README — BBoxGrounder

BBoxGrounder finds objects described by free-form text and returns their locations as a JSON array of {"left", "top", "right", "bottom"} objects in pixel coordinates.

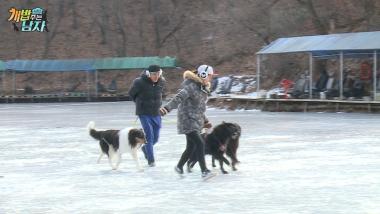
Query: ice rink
[{"left": 1, "top": 102, "right": 380, "bottom": 213}]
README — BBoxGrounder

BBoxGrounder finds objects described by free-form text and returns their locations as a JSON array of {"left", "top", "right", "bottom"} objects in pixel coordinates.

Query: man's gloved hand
[{"left": 159, "top": 107, "right": 169, "bottom": 116}]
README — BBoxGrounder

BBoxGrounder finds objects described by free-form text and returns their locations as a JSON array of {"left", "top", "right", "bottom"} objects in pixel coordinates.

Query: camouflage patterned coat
[{"left": 164, "top": 70, "right": 210, "bottom": 134}]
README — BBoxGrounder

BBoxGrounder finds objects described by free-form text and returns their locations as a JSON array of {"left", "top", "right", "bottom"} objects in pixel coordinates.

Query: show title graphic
[{"left": 8, "top": 7, "right": 49, "bottom": 32}]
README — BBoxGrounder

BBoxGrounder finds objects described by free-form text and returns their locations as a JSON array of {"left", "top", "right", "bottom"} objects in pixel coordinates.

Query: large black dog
[{"left": 187, "top": 122, "right": 241, "bottom": 174}]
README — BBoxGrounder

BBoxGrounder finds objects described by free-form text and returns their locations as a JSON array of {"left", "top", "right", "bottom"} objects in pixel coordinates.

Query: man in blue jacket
[{"left": 128, "top": 65, "right": 165, "bottom": 167}]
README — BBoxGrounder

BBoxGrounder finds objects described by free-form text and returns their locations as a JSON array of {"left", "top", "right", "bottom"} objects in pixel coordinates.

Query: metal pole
[
  {"left": 12, "top": 70, "right": 15, "bottom": 97},
  {"left": 309, "top": 53, "right": 313, "bottom": 99},
  {"left": 86, "top": 70, "right": 90, "bottom": 101},
  {"left": 11, "top": 70, "right": 16, "bottom": 103},
  {"left": 339, "top": 51, "right": 344, "bottom": 100},
  {"left": 95, "top": 70, "right": 98, "bottom": 98},
  {"left": 60, "top": 71, "right": 64, "bottom": 99},
  {"left": 374, "top": 51, "right": 378, "bottom": 100},
  {"left": 256, "top": 54, "right": 261, "bottom": 93},
  {"left": 2, "top": 71, "right": 5, "bottom": 95}
]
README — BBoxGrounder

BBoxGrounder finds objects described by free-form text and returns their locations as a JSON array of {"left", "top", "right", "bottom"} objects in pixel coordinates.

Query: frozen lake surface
[{"left": 1, "top": 102, "right": 380, "bottom": 213}]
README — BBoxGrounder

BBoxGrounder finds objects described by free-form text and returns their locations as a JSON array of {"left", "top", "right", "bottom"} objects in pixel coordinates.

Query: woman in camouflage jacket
[{"left": 160, "top": 65, "right": 215, "bottom": 179}]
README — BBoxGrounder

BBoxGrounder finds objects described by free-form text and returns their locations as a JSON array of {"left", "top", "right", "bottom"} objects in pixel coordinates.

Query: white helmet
[{"left": 197, "top": 65, "right": 214, "bottom": 79}]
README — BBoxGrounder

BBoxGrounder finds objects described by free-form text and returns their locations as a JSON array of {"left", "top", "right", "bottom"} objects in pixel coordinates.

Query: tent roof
[
  {"left": 257, "top": 31, "right": 380, "bottom": 56},
  {"left": 0, "top": 61, "right": 5, "bottom": 71},
  {"left": 94, "top": 56, "right": 176, "bottom": 70},
  {"left": 2, "top": 56, "right": 176, "bottom": 72},
  {"left": 6, "top": 59, "right": 94, "bottom": 72}
]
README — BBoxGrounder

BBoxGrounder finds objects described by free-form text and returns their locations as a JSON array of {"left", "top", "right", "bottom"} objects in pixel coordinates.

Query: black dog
[
  {"left": 187, "top": 122, "right": 241, "bottom": 174},
  {"left": 212, "top": 122, "right": 241, "bottom": 171}
]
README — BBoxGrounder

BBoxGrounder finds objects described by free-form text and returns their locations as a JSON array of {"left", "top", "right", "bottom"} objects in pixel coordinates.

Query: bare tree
[
  {"left": 138, "top": 9, "right": 146, "bottom": 55},
  {"left": 148, "top": 0, "right": 185, "bottom": 55},
  {"left": 296, "top": 0, "right": 376, "bottom": 33},
  {"left": 296, "top": 0, "right": 328, "bottom": 34},
  {"left": 148, "top": 0, "right": 162, "bottom": 54},
  {"left": 69, "top": 0, "right": 78, "bottom": 30},
  {"left": 43, "top": 1, "right": 64, "bottom": 58},
  {"left": 228, "top": 0, "right": 281, "bottom": 45},
  {"left": 347, "top": 0, "right": 376, "bottom": 31},
  {"left": 114, "top": 0, "right": 128, "bottom": 56},
  {"left": 95, "top": 0, "right": 109, "bottom": 45}
]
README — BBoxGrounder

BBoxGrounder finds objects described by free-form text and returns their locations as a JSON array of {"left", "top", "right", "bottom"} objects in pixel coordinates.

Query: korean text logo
[{"left": 8, "top": 7, "right": 49, "bottom": 32}]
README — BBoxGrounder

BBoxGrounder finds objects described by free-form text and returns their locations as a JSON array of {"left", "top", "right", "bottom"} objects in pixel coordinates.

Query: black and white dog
[
  {"left": 87, "top": 121, "right": 146, "bottom": 171},
  {"left": 187, "top": 122, "right": 241, "bottom": 174}
]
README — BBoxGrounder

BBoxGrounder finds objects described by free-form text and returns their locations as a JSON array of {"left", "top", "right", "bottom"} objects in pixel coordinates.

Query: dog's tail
[{"left": 87, "top": 121, "right": 101, "bottom": 140}]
